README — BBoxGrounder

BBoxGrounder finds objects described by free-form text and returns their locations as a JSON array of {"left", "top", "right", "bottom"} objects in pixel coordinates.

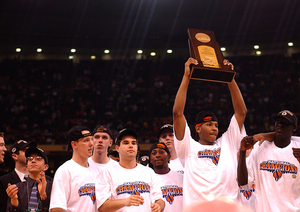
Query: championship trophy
[{"left": 188, "top": 28, "right": 235, "bottom": 83}]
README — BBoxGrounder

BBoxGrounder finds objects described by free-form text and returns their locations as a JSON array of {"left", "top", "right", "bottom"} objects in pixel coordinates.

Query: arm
[
  {"left": 224, "top": 59, "right": 247, "bottom": 130},
  {"left": 237, "top": 136, "right": 255, "bottom": 186},
  {"left": 98, "top": 195, "right": 144, "bottom": 212},
  {"left": 50, "top": 208, "right": 67, "bottom": 212},
  {"left": 151, "top": 199, "right": 165, "bottom": 212},
  {"left": 173, "top": 58, "right": 198, "bottom": 140}
]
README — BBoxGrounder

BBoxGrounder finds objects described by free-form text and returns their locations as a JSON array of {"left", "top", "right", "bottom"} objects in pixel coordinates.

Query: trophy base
[{"left": 190, "top": 66, "right": 235, "bottom": 83}]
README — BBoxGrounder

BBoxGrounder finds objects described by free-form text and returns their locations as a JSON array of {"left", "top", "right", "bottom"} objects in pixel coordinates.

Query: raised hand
[
  {"left": 240, "top": 136, "right": 256, "bottom": 151},
  {"left": 184, "top": 58, "right": 198, "bottom": 77},
  {"left": 36, "top": 171, "right": 47, "bottom": 200}
]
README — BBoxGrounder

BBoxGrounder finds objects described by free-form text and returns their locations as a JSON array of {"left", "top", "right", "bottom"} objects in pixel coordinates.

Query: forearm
[
  {"left": 173, "top": 75, "right": 189, "bottom": 140},
  {"left": 237, "top": 149, "right": 249, "bottom": 186},
  {"left": 227, "top": 79, "right": 247, "bottom": 129},
  {"left": 98, "top": 199, "right": 127, "bottom": 212}
]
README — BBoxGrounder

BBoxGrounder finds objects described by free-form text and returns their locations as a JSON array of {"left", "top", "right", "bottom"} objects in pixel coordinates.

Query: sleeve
[
  {"left": 0, "top": 177, "right": 8, "bottom": 212},
  {"left": 149, "top": 170, "right": 163, "bottom": 203},
  {"left": 220, "top": 115, "right": 246, "bottom": 153},
  {"left": 49, "top": 167, "right": 70, "bottom": 210},
  {"left": 174, "top": 122, "right": 193, "bottom": 165},
  {"left": 96, "top": 169, "right": 113, "bottom": 209}
]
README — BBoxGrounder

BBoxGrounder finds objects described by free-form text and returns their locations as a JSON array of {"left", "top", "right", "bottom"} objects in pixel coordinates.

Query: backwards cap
[
  {"left": 67, "top": 126, "right": 92, "bottom": 151},
  {"left": 93, "top": 125, "right": 113, "bottom": 139},
  {"left": 195, "top": 110, "right": 218, "bottom": 127}
]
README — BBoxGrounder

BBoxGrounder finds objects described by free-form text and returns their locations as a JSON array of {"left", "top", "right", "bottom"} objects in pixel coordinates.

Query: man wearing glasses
[{"left": 6, "top": 146, "right": 52, "bottom": 212}]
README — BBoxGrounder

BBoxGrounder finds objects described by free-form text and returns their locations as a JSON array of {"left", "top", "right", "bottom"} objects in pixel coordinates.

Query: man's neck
[
  {"left": 154, "top": 167, "right": 170, "bottom": 175},
  {"left": 15, "top": 163, "right": 28, "bottom": 175},
  {"left": 119, "top": 158, "right": 137, "bottom": 169},
  {"left": 72, "top": 154, "right": 89, "bottom": 167},
  {"left": 29, "top": 172, "right": 41, "bottom": 180},
  {"left": 169, "top": 148, "right": 178, "bottom": 160},
  {"left": 91, "top": 152, "right": 110, "bottom": 164},
  {"left": 274, "top": 136, "right": 291, "bottom": 148}
]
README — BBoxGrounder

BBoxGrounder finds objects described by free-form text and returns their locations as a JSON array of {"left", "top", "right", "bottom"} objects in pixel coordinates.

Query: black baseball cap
[
  {"left": 25, "top": 147, "right": 48, "bottom": 164},
  {"left": 273, "top": 110, "right": 298, "bottom": 128},
  {"left": 93, "top": 125, "right": 113, "bottom": 139},
  {"left": 195, "top": 110, "right": 218, "bottom": 126},
  {"left": 149, "top": 142, "right": 170, "bottom": 155},
  {"left": 67, "top": 126, "right": 92, "bottom": 151},
  {"left": 115, "top": 128, "right": 138, "bottom": 145},
  {"left": 10, "top": 140, "right": 37, "bottom": 154},
  {"left": 158, "top": 124, "right": 173, "bottom": 138}
]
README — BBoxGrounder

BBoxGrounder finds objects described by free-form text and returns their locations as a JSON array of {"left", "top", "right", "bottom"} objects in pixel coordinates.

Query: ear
[
  {"left": 71, "top": 141, "right": 77, "bottom": 150},
  {"left": 195, "top": 125, "right": 201, "bottom": 134},
  {"left": 11, "top": 153, "right": 18, "bottom": 161},
  {"left": 168, "top": 153, "right": 171, "bottom": 162},
  {"left": 115, "top": 145, "right": 120, "bottom": 153},
  {"left": 109, "top": 139, "right": 113, "bottom": 147},
  {"left": 43, "top": 164, "right": 49, "bottom": 172}
]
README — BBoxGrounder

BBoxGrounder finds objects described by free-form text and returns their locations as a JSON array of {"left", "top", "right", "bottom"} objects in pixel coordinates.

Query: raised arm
[
  {"left": 223, "top": 60, "right": 247, "bottom": 130},
  {"left": 173, "top": 58, "right": 198, "bottom": 140}
]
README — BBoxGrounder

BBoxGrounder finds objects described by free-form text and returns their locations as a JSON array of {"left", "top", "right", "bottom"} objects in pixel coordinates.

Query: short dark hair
[{"left": 0, "top": 132, "right": 4, "bottom": 138}]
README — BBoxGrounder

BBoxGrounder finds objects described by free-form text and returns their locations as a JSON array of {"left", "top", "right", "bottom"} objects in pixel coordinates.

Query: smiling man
[
  {"left": 50, "top": 126, "right": 97, "bottom": 212},
  {"left": 0, "top": 132, "right": 6, "bottom": 164},
  {"left": 238, "top": 110, "right": 300, "bottom": 212},
  {"left": 149, "top": 142, "right": 183, "bottom": 212},
  {"left": 97, "top": 128, "right": 165, "bottom": 212}
]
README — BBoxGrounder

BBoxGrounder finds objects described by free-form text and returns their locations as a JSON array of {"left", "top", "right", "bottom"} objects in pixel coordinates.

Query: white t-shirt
[
  {"left": 88, "top": 157, "right": 118, "bottom": 175},
  {"left": 174, "top": 115, "right": 245, "bottom": 208},
  {"left": 169, "top": 158, "right": 184, "bottom": 174},
  {"left": 96, "top": 163, "right": 162, "bottom": 212},
  {"left": 50, "top": 159, "right": 97, "bottom": 212},
  {"left": 247, "top": 138, "right": 300, "bottom": 212},
  {"left": 156, "top": 170, "right": 183, "bottom": 212}
]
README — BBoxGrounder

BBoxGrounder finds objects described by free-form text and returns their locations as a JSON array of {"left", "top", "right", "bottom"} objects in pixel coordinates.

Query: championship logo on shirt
[
  {"left": 260, "top": 160, "right": 297, "bottom": 181},
  {"left": 116, "top": 181, "right": 150, "bottom": 196},
  {"left": 161, "top": 185, "right": 183, "bottom": 205},
  {"left": 197, "top": 148, "right": 221, "bottom": 165},
  {"left": 239, "top": 182, "right": 255, "bottom": 200},
  {"left": 78, "top": 183, "right": 96, "bottom": 203}
]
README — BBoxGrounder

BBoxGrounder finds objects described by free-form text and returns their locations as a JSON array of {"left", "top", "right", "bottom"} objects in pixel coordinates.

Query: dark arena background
[{"left": 0, "top": 0, "right": 299, "bottom": 177}]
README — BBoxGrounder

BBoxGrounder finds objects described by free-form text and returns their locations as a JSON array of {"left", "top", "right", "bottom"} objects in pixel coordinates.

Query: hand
[
  {"left": 292, "top": 148, "right": 300, "bottom": 163},
  {"left": 37, "top": 171, "right": 47, "bottom": 200},
  {"left": 240, "top": 136, "right": 256, "bottom": 152},
  {"left": 6, "top": 183, "right": 19, "bottom": 207},
  {"left": 151, "top": 202, "right": 162, "bottom": 212},
  {"left": 253, "top": 133, "right": 266, "bottom": 146},
  {"left": 184, "top": 58, "right": 198, "bottom": 77},
  {"left": 223, "top": 59, "right": 234, "bottom": 70},
  {"left": 125, "top": 195, "right": 144, "bottom": 207}
]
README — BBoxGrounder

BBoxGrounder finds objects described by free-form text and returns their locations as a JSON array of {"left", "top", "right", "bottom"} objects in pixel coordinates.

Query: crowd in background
[{"left": 0, "top": 53, "right": 299, "bottom": 145}]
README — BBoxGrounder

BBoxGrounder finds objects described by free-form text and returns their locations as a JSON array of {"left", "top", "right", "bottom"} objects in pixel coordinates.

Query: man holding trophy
[{"left": 172, "top": 29, "right": 247, "bottom": 209}]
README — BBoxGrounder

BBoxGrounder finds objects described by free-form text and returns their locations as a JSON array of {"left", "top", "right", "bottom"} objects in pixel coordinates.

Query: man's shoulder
[{"left": 0, "top": 170, "right": 20, "bottom": 185}]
